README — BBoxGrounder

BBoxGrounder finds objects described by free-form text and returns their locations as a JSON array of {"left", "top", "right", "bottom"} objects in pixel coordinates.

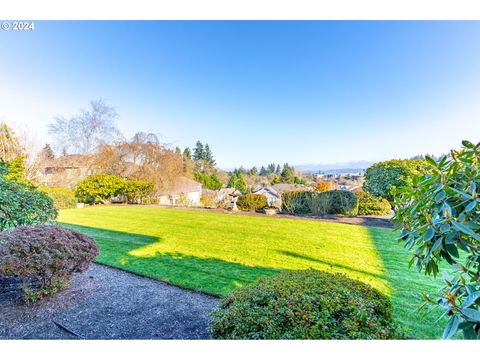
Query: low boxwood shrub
[
  {"left": 41, "top": 187, "right": 78, "bottom": 209},
  {"left": 237, "top": 194, "right": 268, "bottom": 211},
  {"left": 355, "top": 189, "right": 391, "bottom": 216},
  {"left": 0, "top": 224, "right": 98, "bottom": 302},
  {"left": 0, "top": 178, "right": 57, "bottom": 231},
  {"left": 211, "top": 270, "right": 400, "bottom": 339}
]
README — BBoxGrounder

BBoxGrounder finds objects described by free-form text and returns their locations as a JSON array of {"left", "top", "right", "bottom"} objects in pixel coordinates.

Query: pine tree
[
  {"left": 204, "top": 143, "right": 216, "bottom": 166},
  {"left": 249, "top": 166, "right": 258, "bottom": 176},
  {"left": 267, "top": 163, "right": 276, "bottom": 174},
  {"left": 237, "top": 173, "right": 248, "bottom": 193},
  {"left": 275, "top": 164, "right": 281, "bottom": 174},
  {"left": 259, "top": 166, "right": 268, "bottom": 176},
  {"left": 175, "top": 147, "right": 182, "bottom": 156},
  {"left": 227, "top": 173, "right": 239, "bottom": 188},
  {"left": 193, "top": 141, "right": 204, "bottom": 161},
  {"left": 183, "top": 147, "right": 191, "bottom": 160}
]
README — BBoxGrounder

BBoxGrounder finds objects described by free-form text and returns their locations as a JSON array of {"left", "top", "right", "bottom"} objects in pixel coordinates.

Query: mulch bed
[{"left": 0, "top": 264, "right": 219, "bottom": 339}]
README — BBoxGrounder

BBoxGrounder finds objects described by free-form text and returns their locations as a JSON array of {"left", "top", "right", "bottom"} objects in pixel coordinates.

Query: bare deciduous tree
[
  {"left": 95, "top": 132, "right": 185, "bottom": 193},
  {"left": 48, "top": 99, "right": 122, "bottom": 154}
]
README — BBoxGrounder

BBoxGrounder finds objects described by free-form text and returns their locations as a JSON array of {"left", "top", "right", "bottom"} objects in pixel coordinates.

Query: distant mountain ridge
[{"left": 295, "top": 161, "right": 374, "bottom": 174}]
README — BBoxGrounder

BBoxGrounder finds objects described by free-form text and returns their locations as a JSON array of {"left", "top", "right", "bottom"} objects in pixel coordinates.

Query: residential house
[
  {"left": 252, "top": 186, "right": 281, "bottom": 208},
  {"left": 38, "top": 154, "right": 96, "bottom": 189},
  {"left": 159, "top": 176, "right": 202, "bottom": 207}
]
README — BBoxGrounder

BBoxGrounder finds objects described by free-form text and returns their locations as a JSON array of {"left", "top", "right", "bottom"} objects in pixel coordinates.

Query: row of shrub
[
  {"left": 281, "top": 190, "right": 358, "bottom": 215},
  {"left": 281, "top": 189, "right": 391, "bottom": 216},
  {"left": 74, "top": 174, "right": 155, "bottom": 205}
]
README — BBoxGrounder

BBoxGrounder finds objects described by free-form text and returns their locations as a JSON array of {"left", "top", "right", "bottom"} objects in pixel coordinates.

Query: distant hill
[{"left": 295, "top": 161, "right": 374, "bottom": 174}]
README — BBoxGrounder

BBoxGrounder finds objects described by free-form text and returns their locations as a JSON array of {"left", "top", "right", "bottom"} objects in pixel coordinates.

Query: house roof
[
  {"left": 271, "top": 183, "right": 307, "bottom": 193},
  {"left": 252, "top": 186, "right": 280, "bottom": 198},
  {"left": 168, "top": 176, "right": 202, "bottom": 195},
  {"left": 44, "top": 154, "right": 95, "bottom": 169}
]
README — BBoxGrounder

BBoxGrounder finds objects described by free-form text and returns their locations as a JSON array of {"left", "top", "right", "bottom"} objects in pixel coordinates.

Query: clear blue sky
[{"left": 1, "top": 21, "right": 479, "bottom": 168}]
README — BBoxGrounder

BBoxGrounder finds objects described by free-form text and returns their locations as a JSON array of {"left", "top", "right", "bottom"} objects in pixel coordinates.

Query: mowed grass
[{"left": 59, "top": 206, "right": 446, "bottom": 339}]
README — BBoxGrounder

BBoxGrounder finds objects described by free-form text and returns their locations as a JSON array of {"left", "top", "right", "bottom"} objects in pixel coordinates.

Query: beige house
[
  {"left": 38, "top": 155, "right": 96, "bottom": 189},
  {"left": 159, "top": 176, "right": 202, "bottom": 207}
]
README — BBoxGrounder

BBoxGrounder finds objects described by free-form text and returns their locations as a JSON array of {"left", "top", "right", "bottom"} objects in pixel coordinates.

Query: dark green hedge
[
  {"left": 211, "top": 270, "right": 400, "bottom": 339},
  {"left": 281, "top": 190, "right": 358, "bottom": 216}
]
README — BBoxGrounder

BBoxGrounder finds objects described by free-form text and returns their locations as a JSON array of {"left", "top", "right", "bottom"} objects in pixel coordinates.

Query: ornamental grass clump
[
  {"left": 211, "top": 270, "right": 400, "bottom": 339},
  {"left": 0, "top": 224, "right": 98, "bottom": 302}
]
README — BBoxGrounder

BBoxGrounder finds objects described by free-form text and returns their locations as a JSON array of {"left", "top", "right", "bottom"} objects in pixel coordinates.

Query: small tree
[
  {"left": 393, "top": 140, "right": 480, "bottom": 339},
  {"left": 364, "top": 159, "right": 429, "bottom": 204},
  {"left": 315, "top": 180, "right": 335, "bottom": 192}
]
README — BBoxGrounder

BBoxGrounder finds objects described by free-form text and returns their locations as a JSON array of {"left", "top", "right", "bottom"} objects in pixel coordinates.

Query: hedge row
[
  {"left": 281, "top": 190, "right": 357, "bottom": 216},
  {"left": 74, "top": 174, "right": 155, "bottom": 204}
]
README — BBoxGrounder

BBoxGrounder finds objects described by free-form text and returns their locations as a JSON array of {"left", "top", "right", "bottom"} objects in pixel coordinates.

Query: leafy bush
[
  {"left": 194, "top": 172, "right": 222, "bottom": 190},
  {"left": 321, "top": 190, "right": 358, "bottom": 215},
  {"left": 314, "top": 180, "right": 336, "bottom": 192},
  {"left": 211, "top": 270, "right": 399, "bottom": 339},
  {"left": 75, "top": 174, "right": 124, "bottom": 204},
  {"left": 121, "top": 180, "right": 155, "bottom": 204},
  {"left": 41, "top": 187, "right": 78, "bottom": 209},
  {"left": 237, "top": 194, "right": 268, "bottom": 211},
  {"left": 0, "top": 224, "right": 98, "bottom": 301},
  {"left": 355, "top": 189, "right": 391, "bottom": 216},
  {"left": 364, "top": 159, "right": 429, "bottom": 203},
  {"left": 281, "top": 191, "right": 312, "bottom": 214},
  {"left": 393, "top": 140, "right": 480, "bottom": 339},
  {"left": 281, "top": 190, "right": 357, "bottom": 216},
  {"left": 0, "top": 178, "right": 57, "bottom": 231}
]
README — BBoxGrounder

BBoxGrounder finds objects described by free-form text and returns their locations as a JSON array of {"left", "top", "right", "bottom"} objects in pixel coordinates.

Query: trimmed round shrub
[
  {"left": 0, "top": 224, "right": 98, "bottom": 300},
  {"left": 75, "top": 174, "right": 124, "bottom": 204},
  {"left": 355, "top": 189, "right": 391, "bottom": 216},
  {"left": 0, "top": 178, "right": 57, "bottom": 231},
  {"left": 211, "top": 270, "right": 399, "bottom": 339},
  {"left": 237, "top": 194, "right": 268, "bottom": 211},
  {"left": 41, "top": 187, "right": 78, "bottom": 209}
]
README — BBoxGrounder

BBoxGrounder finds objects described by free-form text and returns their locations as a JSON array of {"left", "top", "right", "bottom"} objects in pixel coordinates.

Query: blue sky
[{"left": 0, "top": 21, "right": 479, "bottom": 168}]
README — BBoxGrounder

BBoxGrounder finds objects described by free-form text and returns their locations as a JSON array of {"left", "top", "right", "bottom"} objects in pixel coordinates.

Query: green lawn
[{"left": 59, "top": 205, "right": 446, "bottom": 339}]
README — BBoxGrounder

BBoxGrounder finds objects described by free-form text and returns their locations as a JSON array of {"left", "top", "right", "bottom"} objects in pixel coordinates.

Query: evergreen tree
[
  {"left": 204, "top": 143, "right": 216, "bottom": 166},
  {"left": 275, "top": 164, "right": 281, "bottom": 174},
  {"left": 227, "top": 173, "right": 239, "bottom": 188},
  {"left": 281, "top": 163, "right": 295, "bottom": 183},
  {"left": 267, "top": 163, "right": 276, "bottom": 174},
  {"left": 193, "top": 141, "right": 204, "bottom": 161},
  {"left": 174, "top": 147, "right": 182, "bottom": 157},
  {"left": 237, "top": 173, "right": 248, "bottom": 193},
  {"left": 259, "top": 166, "right": 268, "bottom": 176},
  {"left": 249, "top": 166, "right": 258, "bottom": 176},
  {"left": 183, "top": 147, "right": 191, "bottom": 160}
]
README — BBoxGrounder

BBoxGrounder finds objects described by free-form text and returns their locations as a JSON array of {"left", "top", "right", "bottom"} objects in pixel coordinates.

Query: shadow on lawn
[
  {"left": 276, "top": 249, "right": 387, "bottom": 280},
  {"left": 60, "top": 222, "right": 279, "bottom": 297}
]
